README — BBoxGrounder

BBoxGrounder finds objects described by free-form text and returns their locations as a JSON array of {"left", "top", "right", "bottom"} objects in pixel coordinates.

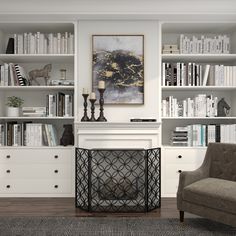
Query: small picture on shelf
[{"left": 92, "top": 35, "right": 144, "bottom": 104}]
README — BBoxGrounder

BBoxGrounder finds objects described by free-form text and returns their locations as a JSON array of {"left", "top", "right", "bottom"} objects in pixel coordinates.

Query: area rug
[{"left": 0, "top": 217, "right": 235, "bottom": 236}]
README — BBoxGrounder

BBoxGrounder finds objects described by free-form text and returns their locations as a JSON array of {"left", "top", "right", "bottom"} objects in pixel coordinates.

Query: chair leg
[{"left": 180, "top": 211, "right": 184, "bottom": 222}]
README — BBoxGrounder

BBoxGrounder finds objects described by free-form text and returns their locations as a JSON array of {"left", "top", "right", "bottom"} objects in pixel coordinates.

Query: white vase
[{"left": 6, "top": 107, "right": 20, "bottom": 117}]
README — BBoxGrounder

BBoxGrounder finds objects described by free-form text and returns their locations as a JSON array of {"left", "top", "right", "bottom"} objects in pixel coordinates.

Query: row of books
[
  {"left": 0, "top": 122, "right": 58, "bottom": 146},
  {"left": 171, "top": 124, "right": 236, "bottom": 146},
  {"left": 179, "top": 34, "right": 230, "bottom": 54},
  {"left": 11, "top": 32, "right": 74, "bottom": 54},
  {"left": 0, "top": 63, "right": 28, "bottom": 86},
  {"left": 46, "top": 93, "right": 74, "bottom": 117},
  {"left": 162, "top": 94, "right": 218, "bottom": 117},
  {"left": 162, "top": 63, "right": 236, "bottom": 87}
]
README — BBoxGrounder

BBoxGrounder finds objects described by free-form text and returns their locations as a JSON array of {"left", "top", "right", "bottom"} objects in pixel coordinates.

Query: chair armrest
[{"left": 177, "top": 167, "right": 208, "bottom": 210}]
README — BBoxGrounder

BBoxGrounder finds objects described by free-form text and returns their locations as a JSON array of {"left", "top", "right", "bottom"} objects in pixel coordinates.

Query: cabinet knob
[
  {"left": 54, "top": 170, "right": 59, "bottom": 173},
  {"left": 54, "top": 185, "right": 58, "bottom": 188},
  {"left": 6, "top": 155, "right": 10, "bottom": 159},
  {"left": 6, "top": 170, "right": 11, "bottom": 173},
  {"left": 178, "top": 155, "right": 182, "bottom": 159},
  {"left": 178, "top": 170, "right": 182, "bottom": 173},
  {"left": 54, "top": 155, "right": 58, "bottom": 159},
  {"left": 6, "top": 185, "right": 10, "bottom": 188}
]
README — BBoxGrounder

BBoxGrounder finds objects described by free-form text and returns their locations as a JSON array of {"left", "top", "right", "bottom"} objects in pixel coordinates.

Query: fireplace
[{"left": 75, "top": 148, "right": 160, "bottom": 212}]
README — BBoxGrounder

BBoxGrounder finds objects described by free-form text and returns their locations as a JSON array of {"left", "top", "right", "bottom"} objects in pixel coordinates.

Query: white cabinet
[
  {"left": 162, "top": 147, "right": 206, "bottom": 196},
  {"left": 0, "top": 148, "right": 74, "bottom": 196}
]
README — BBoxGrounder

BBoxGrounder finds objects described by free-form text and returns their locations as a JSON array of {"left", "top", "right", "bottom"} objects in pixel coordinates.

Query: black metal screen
[{"left": 76, "top": 148, "right": 160, "bottom": 212}]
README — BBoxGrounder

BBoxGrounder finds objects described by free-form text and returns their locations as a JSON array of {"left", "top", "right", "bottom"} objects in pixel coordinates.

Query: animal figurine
[
  {"left": 217, "top": 98, "right": 230, "bottom": 117},
  {"left": 28, "top": 64, "right": 52, "bottom": 85}
]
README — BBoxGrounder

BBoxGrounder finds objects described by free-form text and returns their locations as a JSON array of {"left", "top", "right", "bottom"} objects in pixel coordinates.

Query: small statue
[
  {"left": 217, "top": 98, "right": 230, "bottom": 117},
  {"left": 60, "top": 124, "right": 74, "bottom": 146},
  {"left": 28, "top": 64, "right": 52, "bottom": 85}
]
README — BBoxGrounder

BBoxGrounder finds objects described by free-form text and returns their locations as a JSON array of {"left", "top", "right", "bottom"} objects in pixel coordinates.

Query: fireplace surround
[{"left": 75, "top": 148, "right": 160, "bottom": 212}]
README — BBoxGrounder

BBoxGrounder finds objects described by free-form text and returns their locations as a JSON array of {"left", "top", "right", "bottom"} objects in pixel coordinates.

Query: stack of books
[
  {"left": 179, "top": 34, "right": 230, "bottom": 54},
  {"left": 22, "top": 107, "right": 47, "bottom": 117},
  {"left": 171, "top": 127, "right": 188, "bottom": 146}
]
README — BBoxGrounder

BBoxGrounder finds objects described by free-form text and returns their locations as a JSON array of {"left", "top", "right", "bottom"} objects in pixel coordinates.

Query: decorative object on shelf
[
  {"left": 217, "top": 98, "right": 231, "bottom": 117},
  {"left": 28, "top": 64, "right": 52, "bottom": 86},
  {"left": 97, "top": 81, "right": 107, "bottom": 122},
  {"left": 92, "top": 35, "right": 144, "bottom": 104},
  {"left": 50, "top": 79, "right": 74, "bottom": 86},
  {"left": 60, "top": 124, "right": 74, "bottom": 146},
  {"left": 6, "top": 38, "right": 14, "bottom": 54},
  {"left": 6, "top": 96, "right": 24, "bottom": 117},
  {"left": 89, "top": 92, "right": 96, "bottom": 121},
  {"left": 162, "top": 44, "right": 179, "bottom": 54},
  {"left": 81, "top": 88, "right": 89, "bottom": 122},
  {"left": 130, "top": 118, "right": 157, "bottom": 122},
  {"left": 60, "top": 69, "right": 67, "bottom": 80}
]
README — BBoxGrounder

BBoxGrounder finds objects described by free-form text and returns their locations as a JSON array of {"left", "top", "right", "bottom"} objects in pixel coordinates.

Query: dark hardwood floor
[{"left": 0, "top": 198, "right": 195, "bottom": 218}]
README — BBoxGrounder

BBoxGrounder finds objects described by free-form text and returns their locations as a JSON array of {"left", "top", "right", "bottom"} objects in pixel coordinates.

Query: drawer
[
  {"left": 165, "top": 163, "right": 201, "bottom": 179},
  {"left": 163, "top": 148, "right": 205, "bottom": 165},
  {"left": 0, "top": 164, "right": 72, "bottom": 179},
  {"left": 0, "top": 148, "right": 72, "bottom": 164},
  {"left": 0, "top": 179, "right": 72, "bottom": 194}
]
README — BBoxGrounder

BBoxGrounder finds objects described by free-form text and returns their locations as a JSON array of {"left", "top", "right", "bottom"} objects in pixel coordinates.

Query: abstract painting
[{"left": 92, "top": 35, "right": 144, "bottom": 104}]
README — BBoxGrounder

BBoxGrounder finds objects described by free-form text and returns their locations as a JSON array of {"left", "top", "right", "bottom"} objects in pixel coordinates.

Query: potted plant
[{"left": 6, "top": 96, "right": 24, "bottom": 117}]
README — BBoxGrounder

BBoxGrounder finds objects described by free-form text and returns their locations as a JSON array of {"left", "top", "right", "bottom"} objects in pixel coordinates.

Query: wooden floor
[{"left": 0, "top": 198, "right": 195, "bottom": 218}]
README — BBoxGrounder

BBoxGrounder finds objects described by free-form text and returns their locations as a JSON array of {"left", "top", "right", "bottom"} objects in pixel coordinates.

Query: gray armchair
[{"left": 177, "top": 143, "right": 236, "bottom": 227}]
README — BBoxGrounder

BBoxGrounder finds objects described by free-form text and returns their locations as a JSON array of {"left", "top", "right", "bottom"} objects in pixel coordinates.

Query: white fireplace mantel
[{"left": 76, "top": 122, "right": 161, "bottom": 149}]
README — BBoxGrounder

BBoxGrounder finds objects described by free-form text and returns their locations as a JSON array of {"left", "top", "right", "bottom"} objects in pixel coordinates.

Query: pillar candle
[
  {"left": 90, "top": 92, "right": 96, "bottom": 100},
  {"left": 83, "top": 88, "right": 88, "bottom": 94},
  {"left": 98, "top": 81, "right": 105, "bottom": 89}
]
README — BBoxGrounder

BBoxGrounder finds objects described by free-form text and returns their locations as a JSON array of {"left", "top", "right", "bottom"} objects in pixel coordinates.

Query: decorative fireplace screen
[{"left": 75, "top": 148, "right": 160, "bottom": 212}]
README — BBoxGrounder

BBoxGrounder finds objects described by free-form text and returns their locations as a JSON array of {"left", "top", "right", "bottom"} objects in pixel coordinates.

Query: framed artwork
[{"left": 92, "top": 35, "right": 144, "bottom": 104}]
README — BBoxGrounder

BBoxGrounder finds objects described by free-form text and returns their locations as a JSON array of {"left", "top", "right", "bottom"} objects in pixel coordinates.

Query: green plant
[{"left": 6, "top": 96, "right": 24, "bottom": 107}]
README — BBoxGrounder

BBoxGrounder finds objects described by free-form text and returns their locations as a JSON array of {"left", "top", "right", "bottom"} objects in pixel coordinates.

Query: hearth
[{"left": 76, "top": 148, "right": 160, "bottom": 212}]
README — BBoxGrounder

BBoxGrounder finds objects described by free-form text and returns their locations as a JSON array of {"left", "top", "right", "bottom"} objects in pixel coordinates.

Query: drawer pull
[
  {"left": 6, "top": 155, "right": 10, "bottom": 159},
  {"left": 178, "top": 170, "right": 182, "bottom": 173},
  {"left": 54, "top": 155, "right": 58, "bottom": 159},
  {"left": 54, "top": 170, "right": 59, "bottom": 173},
  {"left": 6, "top": 170, "right": 11, "bottom": 173},
  {"left": 6, "top": 185, "right": 10, "bottom": 188},
  {"left": 54, "top": 185, "right": 58, "bottom": 188},
  {"left": 178, "top": 155, "right": 182, "bottom": 159}
]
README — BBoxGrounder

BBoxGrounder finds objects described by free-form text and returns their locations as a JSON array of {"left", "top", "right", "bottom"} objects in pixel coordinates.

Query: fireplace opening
[{"left": 76, "top": 148, "right": 160, "bottom": 212}]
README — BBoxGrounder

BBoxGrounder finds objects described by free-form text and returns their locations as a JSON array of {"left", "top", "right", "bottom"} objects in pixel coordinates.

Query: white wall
[{"left": 77, "top": 20, "right": 160, "bottom": 122}]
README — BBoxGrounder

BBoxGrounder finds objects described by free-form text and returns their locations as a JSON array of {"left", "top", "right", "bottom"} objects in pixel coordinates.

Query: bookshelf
[{"left": 0, "top": 22, "right": 75, "bottom": 197}]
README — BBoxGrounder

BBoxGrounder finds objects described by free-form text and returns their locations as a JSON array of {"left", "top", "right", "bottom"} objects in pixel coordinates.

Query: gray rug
[{"left": 0, "top": 217, "right": 235, "bottom": 236}]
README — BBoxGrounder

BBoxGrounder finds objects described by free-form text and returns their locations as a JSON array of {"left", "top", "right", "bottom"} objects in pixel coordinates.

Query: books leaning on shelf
[
  {"left": 179, "top": 34, "right": 230, "bottom": 54},
  {"left": 162, "top": 94, "right": 218, "bottom": 117},
  {"left": 162, "top": 63, "right": 236, "bottom": 87},
  {"left": 46, "top": 93, "right": 74, "bottom": 117},
  {"left": 12, "top": 32, "right": 74, "bottom": 54},
  {"left": 171, "top": 124, "right": 236, "bottom": 147},
  {"left": 0, "top": 63, "right": 28, "bottom": 86},
  {"left": 0, "top": 122, "right": 59, "bottom": 147}
]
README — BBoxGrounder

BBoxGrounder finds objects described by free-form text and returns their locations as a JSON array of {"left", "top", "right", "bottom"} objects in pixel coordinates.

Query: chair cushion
[{"left": 182, "top": 178, "right": 236, "bottom": 215}]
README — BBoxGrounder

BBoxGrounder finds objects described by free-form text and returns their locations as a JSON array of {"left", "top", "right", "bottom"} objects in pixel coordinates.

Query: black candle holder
[
  {"left": 81, "top": 94, "right": 89, "bottom": 122},
  {"left": 97, "top": 88, "right": 107, "bottom": 122},
  {"left": 89, "top": 98, "right": 96, "bottom": 121}
]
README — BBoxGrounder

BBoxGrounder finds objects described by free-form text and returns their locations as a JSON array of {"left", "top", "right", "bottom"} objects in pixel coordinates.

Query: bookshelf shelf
[
  {"left": 162, "top": 54, "right": 236, "bottom": 62},
  {"left": 0, "top": 146, "right": 73, "bottom": 149},
  {"left": 162, "top": 86, "right": 236, "bottom": 91},
  {"left": 0, "top": 54, "right": 74, "bottom": 63},
  {"left": 162, "top": 117, "right": 236, "bottom": 120},
  {"left": 0, "top": 86, "right": 74, "bottom": 91},
  {"left": 0, "top": 117, "right": 74, "bottom": 120}
]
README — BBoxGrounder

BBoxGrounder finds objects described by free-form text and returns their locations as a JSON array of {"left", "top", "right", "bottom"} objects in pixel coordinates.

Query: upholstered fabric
[
  {"left": 183, "top": 178, "right": 236, "bottom": 215},
  {"left": 209, "top": 143, "right": 236, "bottom": 181}
]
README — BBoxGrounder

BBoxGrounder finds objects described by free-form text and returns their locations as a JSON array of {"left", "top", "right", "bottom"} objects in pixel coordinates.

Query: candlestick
[
  {"left": 89, "top": 98, "right": 96, "bottom": 122},
  {"left": 81, "top": 94, "right": 89, "bottom": 121},
  {"left": 98, "top": 81, "right": 105, "bottom": 89},
  {"left": 90, "top": 92, "right": 96, "bottom": 100},
  {"left": 97, "top": 88, "right": 107, "bottom": 122}
]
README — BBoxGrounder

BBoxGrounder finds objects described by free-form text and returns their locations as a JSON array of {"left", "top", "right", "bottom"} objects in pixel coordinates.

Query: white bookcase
[
  {"left": 161, "top": 22, "right": 236, "bottom": 196},
  {"left": 0, "top": 22, "right": 76, "bottom": 197}
]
